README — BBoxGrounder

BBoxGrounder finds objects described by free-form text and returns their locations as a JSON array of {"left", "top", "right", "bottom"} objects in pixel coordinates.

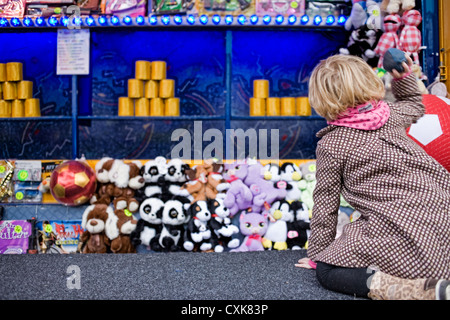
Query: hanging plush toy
[
  {"left": 366, "top": 0, "right": 384, "bottom": 31},
  {"left": 374, "top": 14, "right": 402, "bottom": 68},
  {"left": 399, "top": 9, "right": 422, "bottom": 66},
  {"left": 340, "top": 24, "right": 382, "bottom": 68},
  {"left": 345, "top": 0, "right": 368, "bottom": 31},
  {"left": 380, "top": 0, "right": 415, "bottom": 14}
]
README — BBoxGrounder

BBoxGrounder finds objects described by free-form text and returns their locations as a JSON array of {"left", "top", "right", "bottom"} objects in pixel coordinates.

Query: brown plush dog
[
  {"left": 91, "top": 158, "right": 144, "bottom": 213},
  {"left": 181, "top": 164, "right": 209, "bottom": 203},
  {"left": 109, "top": 209, "right": 138, "bottom": 253},
  {"left": 205, "top": 160, "right": 230, "bottom": 200},
  {"left": 79, "top": 204, "right": 117, "bottom": 253}
]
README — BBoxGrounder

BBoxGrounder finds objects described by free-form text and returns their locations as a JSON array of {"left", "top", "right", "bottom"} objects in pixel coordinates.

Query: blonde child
[{"left": 295, "top": 54, "right": 450, "bottom": 300}]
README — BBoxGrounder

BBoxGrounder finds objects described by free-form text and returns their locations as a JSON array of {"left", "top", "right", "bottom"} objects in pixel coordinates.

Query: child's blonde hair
[{"left": 308, "top": 54, "right": 385, "bottom": 122}]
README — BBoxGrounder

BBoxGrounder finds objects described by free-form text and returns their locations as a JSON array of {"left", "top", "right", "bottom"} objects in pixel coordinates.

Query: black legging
[{"left": 316, "top": 262, "right": 375, "bottom": 298}]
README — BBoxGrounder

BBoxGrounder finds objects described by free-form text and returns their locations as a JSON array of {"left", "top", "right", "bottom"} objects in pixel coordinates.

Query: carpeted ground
[{"left": 0, "top": 249, "right": 364, "bottom": 300}]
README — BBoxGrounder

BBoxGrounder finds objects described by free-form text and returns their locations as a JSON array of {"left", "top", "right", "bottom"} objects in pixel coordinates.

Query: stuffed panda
[
  {"left": 130, "top": 196, "right": 165, "bottom": 251},
  {"left": 208, "top": 196, "right": 240, "bottom": 252},
  {"left": 164, "top": 158, "right": 190, "bottom": 197},
  {"left": 158, "top": 196, "right": 191, "bottom": 252},
  {"left": 183, "top": 200, "right": 213, "bottom": 252},
  {"left": 140, "top": 156, "right": 168, "bottom": 199}
]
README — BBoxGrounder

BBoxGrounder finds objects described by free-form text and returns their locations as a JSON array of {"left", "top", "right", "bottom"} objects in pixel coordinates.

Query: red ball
[
  {"left": 407, "top": 94, "right": 450, "bottom": 172},
  {"left": 50, "top": 160, "right": 97, "bottom": 206}
]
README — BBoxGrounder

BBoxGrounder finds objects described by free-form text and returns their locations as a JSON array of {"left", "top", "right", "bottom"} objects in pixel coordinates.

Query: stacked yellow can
[
  {"left": 0, "top": 62, "right": 40, "bottom": 118},
  {"left": 118, "top": 60, "right": 181, "bottom": 117},
  {"left": 249, "top": 79, "right": 312, "bottom": 117}
]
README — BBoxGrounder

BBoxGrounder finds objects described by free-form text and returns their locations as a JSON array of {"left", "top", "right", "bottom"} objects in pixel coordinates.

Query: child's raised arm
[{"left": 389, "top": 55, "right": 425, "bottom": 127}]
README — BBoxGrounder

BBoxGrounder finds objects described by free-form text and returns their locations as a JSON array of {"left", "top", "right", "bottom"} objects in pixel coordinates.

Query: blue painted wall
[{"left": 1, "top": 27, "right": 349, "bottom": 160}]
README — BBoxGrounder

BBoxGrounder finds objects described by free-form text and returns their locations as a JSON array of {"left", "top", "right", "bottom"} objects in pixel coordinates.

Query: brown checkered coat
[{"left": 307, "top": 74, "right": 450, "bottom": 280}]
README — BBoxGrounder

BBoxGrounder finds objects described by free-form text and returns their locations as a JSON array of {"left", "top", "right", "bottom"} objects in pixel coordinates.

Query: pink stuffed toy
[
  {"left": 222, "top": 161, "right": 254, "bottom": 217},
  {"left": 374, "top": 14, "right": 402, "bottom": 69},
  {"left": 399, "top": 9, "right": 422, "bottom": 66},
  {"left": 243, "top": 161, "right": 287, "bottom": 213},
  {"left": 230, "top": 211, "right": 269, "bottom": 252}
]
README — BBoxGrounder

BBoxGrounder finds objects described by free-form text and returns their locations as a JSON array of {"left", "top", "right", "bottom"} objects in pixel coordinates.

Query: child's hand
[
  {"left": 295, "top": 257, "right": 315, "bottom": 269},
  {"left": 391, "top": 54, "right": 414, "bottom": 80}
]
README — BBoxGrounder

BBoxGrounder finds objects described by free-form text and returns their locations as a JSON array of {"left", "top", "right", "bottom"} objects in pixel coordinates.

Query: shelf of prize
[
  {"left": 0, "top": 14, "right": 348, "bottom": 29},
  {"left": 0, "top": 115, "right": 324, "bottom": 121},
  {"left": 0, "top": 116, "right": 72, "bottom": 121}
]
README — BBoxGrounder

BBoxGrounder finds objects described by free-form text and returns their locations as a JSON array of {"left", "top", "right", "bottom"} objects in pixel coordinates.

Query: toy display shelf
[
  {"left": 0, "top": 158, "right": 315, "bottom": 219},
  {"left": 0, "top": 13, "right": 348, "bottom": 29},
  {"left": 0, "top": 116, "right": 72, "bottom": 121}
]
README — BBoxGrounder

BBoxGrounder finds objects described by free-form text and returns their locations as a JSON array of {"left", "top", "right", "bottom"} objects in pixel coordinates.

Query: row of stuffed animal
[
  {"left": 78, "top": 157, "right": 317, "bottom": 254},
  {"left": 341, "top": 0, "right": 422, "bottom": 71}
]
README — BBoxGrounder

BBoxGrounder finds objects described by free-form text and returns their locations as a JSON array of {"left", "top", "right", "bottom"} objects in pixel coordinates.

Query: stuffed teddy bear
[
  {"left": 262, "top": 199, "right": 294, "bottom": 251},
  {"left": 298, "top": 161, "right": 317, "bottom": 211},
  {"left": 243, "top": 161, "right": 287, "bottom": 212},
  {"left": 374, "top": 13, "right": 402, "bottom": 69},
  {"left": 380, "top": 0, "right": 415, "bottom": 14},
  {"left": 130, "top": 196, "right": 164, "bottom": 251},
  {"left": 108, "top": 208, "right": 138, "bottom": 253},
  {"left": 79, "top": 204, "right": 118, "bottom": 253},
  {"left": 157, "top": 196, "right": 191, "bottom": 252},
  {"left": 230, "top": 210, "right": 269, "bottom": 252},
  {"left": 183, "top": 200, "right": 214, "bottom": 252},
  {"left": 345, "top": 0, "right": 368, "bottom": 31},
  {"left": 399, "top": 9, "right": 422, "bottom": 66},
  {"left": 222, "top": 161, "right": 254, "bottom": 216},
  {"left": 208, "top": 196, "right": 240, "bottom": 252}
]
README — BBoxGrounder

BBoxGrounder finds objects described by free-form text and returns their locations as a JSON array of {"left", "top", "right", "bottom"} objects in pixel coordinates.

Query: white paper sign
[{"left": 57, "top": 29, "right": 90, "bottom": 75}]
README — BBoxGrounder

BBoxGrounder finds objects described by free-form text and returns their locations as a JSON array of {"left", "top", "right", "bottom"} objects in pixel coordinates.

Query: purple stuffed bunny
[
  {"left": 230, "top": 211, "right": 269, "bottom": 252},
  {"left": 222, "top": 161, "right": 253, "bottom": 217},
  {"left": 243, "top": 162, "right": 287, "bottom": 212}
]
